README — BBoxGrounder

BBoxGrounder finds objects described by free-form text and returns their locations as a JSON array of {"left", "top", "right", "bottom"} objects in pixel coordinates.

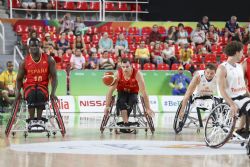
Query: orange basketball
[{"left": 102, "top": 71, "right": 116, "bottom": 86}]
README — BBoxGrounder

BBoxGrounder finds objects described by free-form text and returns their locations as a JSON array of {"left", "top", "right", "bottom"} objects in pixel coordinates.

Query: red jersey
[
  {"left": 246, "top": 57, "right": 250, "bottom": 91},
  {"left": 117, "top": 68, "right": 139, "bottom": 93},
  {"left": 23, "top": 53, "right": 49, "bottom": 89}
]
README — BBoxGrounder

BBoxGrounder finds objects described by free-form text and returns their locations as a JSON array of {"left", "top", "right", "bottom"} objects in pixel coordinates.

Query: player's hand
[
  {"left": 146, "top": 108, "right": 155, "bottom": 118},
  {"left": 104, "top": 107, "right": 110, "bottom": 116},
  {"left": 230, "top": 103, "right": 238, "bottom": 117},
  {"left": 50, "top": 94, "right": 59, "bottom": 102},
  {"left": 178, "top": 107, "right": 185, "bottom": 120}
]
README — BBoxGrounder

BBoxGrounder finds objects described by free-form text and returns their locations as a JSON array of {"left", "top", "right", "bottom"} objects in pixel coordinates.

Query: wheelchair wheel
[
  {"left": 204, "top": 103, "right": 236, "bottom": 148},
  {"left": 246, "top": 139, "right": 250, "bottom": 157},
  {"left": 5, "top": 97, "right": 21, "bottom": 137},
  {"left": 140, "top": 96, "right": 155, "bottom": 134},
  {"left": 100, "top": 95, "right": 116, "bottom": 133},
  {"left": 173, "top": 96, "right": 192, "bottom": 134},
  {"left": 51, "top": 98, "right": 66, "bottom": 137}
]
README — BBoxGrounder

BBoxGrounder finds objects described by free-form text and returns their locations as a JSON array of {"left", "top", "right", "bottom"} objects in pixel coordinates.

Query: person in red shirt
[
  {"left": 15, "top": 38, "right": 58, "bottom": 131},
  {"left": 104, "top": 58, "right": 154, "bottom": 133}
]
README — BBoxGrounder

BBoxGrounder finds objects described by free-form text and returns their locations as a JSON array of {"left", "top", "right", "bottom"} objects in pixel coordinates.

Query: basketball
[{"left": 102, "top": 71, "right": 116, "bottom": 86}]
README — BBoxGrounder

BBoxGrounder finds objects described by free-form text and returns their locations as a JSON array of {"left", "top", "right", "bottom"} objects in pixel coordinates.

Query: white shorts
[
  {"left": 36, "top": 0, "right": 48, "bottom": 3},
  {"left": 233, "top": 96, "right": 250, "bottom": 115},
  {"left": 193, "top": 99, "right": 214, "bottom": 110}
]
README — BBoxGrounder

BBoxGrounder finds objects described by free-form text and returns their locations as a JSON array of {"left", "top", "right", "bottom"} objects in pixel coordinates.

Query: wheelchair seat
[{"left": 100, "top": 95, "right": 155, "bottom": 134}]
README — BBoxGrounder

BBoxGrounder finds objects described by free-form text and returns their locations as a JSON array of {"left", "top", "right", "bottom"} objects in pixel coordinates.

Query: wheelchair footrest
[{"left": 26, "top": 117, "right": 48, "bottom": 123}]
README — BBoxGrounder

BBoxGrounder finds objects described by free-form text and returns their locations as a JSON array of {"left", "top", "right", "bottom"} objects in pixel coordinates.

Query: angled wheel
[
  {"left": 173, "top": 96, "right": 192, "bottom": 134},
  {"left": 5, "top": 97, "right": 21, "bottom": 137},
  {"left": 204, "top": 103, "right": 236, "bottom": 148},
  {"left": 100, "top": 95, "right": 116, "bottom": 133},
  {"left": 51, "top": 98, "right": 66, "bottom": 137},
  {"left": 140, "top": 96, "right": 155, "bottom": 134}
]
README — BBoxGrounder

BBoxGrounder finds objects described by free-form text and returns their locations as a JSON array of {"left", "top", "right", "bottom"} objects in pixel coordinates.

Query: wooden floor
[{"left": 0, "top": 111, "right": 250, "bottom": 167}]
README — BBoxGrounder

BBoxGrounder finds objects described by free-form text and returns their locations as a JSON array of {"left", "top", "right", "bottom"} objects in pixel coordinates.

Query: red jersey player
[
  {"left": 15, "top": 38, "right": 58, "bottom": 131},
  {"left": 104, "top": 58, "right": 154, "bottom": 133}
]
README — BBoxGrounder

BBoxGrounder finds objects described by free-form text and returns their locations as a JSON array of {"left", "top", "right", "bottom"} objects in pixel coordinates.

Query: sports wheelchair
[
  {"left": 5, "top": 97, "right": 66, "bottom": 138},
  {"left": 173, "top": 95, "right": 221, "bottom": 134},
  {"left": 100, "top": 95, "right": 155, "bottom": 134},
  {"left": 204, "top": 103, "right": 250, "bottom": 158}
]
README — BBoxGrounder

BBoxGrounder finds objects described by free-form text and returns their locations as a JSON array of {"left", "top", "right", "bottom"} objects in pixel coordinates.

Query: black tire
[
  {"left": 173, "top": 96, "right": 192, "bottom": 134},
  {"left": 51, "top": 98, "right": 66, "bottom": 137},
  {"left": 5, "top": 98, "right": 21, "bottom": 137},
  {"left": 100, "top": 95, "right": 115, "bottom": 133},
  {"left": 204, "top": 103, "right": 236, "bottom": 148},
  {"left": 140, "top": 96, "right": 155, "bottom": 134}
]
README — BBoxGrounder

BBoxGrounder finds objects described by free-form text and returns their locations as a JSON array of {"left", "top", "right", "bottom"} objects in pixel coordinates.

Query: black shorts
[
  {"left": 116, "top": 91, "right": 138, "bottom": 116},
  {"left": 24, "top": 85, "right": 48, "bottom": 109}
]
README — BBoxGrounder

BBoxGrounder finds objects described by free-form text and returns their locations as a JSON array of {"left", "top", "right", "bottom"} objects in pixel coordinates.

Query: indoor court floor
[{"left": 0, "top": 113, "right": 249, "bottom": 167}]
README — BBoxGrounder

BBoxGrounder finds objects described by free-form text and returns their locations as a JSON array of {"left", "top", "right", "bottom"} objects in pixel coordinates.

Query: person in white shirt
[
  {"left": 217, "top": 41, "right": 250, "bottom": 137},
  {"left": 70, "top": 48, "right": 86, "bottom": 70},
  {"left": 179, "top": 63, "right": 217, "bottom": 119}
]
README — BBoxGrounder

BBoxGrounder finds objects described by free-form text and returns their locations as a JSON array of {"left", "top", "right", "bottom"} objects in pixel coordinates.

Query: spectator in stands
[
  {"left": 224, "top": 16, "right": 240, "bottom": 39},
  {"left": 70, "top": 48, "right": 85, "bottom": 70},
  {"left": 73, "top": 16, "right": 88, "bottom": 35},
  {"left": 115, "top": 33, "right": 129, "bottom": 57},
  {"left": 205, "top": 25, "right": 219, "bottom": 51},
  {"left": 149, "top": 24, "right": 162, "bottom": 45},
  {"left": 166, "top": 26, "right": 177, "bottom": 44},
  {"left": 43, "top": 33, "right": 56, "bottom": 55},
  {"left": 98, "top": 50, "right": 115, "bottom": 70},
  {"left": 59, "top": 13, "right": 74, "bottom": 34},
  {"left": 57, "top": 32, "right": 70, "bottom": 53},
  {"left": 151, "top": 41, "right": 163, "bottom": 66},
  {"left": 179, "top": 43, "right": 193, "bottom": 66},
  {"left": 0, "top": 61, "right": 17, "bottom": 105},
  {"left": 22, "top": 0, "right": 36, "bottom": 19},
  {"left": 231, "top": 28, "right": 242, "bottom": 42},
  {"left": 27, "top": 29, "right": 41, "bottom": 46},
  {"left": 86, "top": 48, "right": 99, "bottom": 70},
  {"left": 199, "top": 16, "right": 210, "bottom": 32},
  {"left": 36, "top": 0, "right": 52, "bottom": 20},
  {"left": 176, "top": 23, "right": 189, "bottom": 45},
  {"left": 162, "top": 42, "right": 177, "bottom": 69},
  {"left": 61, "top": 49, "right": 72, "bottom": 72},
  {"left": 98, "top": 32, "right": 114, "bottom": 54},
  {"left": 73, "top": 34, "right": 86, "bottom": 54},
  {"left": 242, "top": 28, "right": 250, "bottom": 44},
  {"left": 190, "top": 23, "right": 206, "bottom": 46},
  {"left": 135, "top": 41, "right": 150, "bottom": 69},
  {"left": 169, "top": 66, "right": 191, "bottom": 95}
]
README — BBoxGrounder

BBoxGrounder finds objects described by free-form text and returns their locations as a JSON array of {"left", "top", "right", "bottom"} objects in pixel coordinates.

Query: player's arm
[
  {"left": 217, "top": 65, "right": 238, "bottom": 114},
  {"left": 182, "top": 73, "right": 200, "bottom": 109},
  {"left": 48, "top": 56, "right": 58, "bottom": 98},
  {"left": 242, "top": 60, "right": 250, "bottom": 97},
  {"left": 15, "top": 61, "right": 25, "bottom": 99},
  {"left": 104, "top": 72, "right": 118, "bottom": 115},
  {"left": 136, "top": 71, "right": 154, "bottom": 117}
]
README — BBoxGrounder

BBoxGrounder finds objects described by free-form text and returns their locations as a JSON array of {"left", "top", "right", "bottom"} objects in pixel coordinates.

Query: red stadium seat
[
  {"left": 141, "top": 27, "right": 152, "bottom": 36},
  {"left": 63, "top": 1, "right": 75, "bottom": 10},
  {"left": 31, "top": 25, "right": 43, "bottom": 34},
  {"left": 132, "top": 63, "right": 141, "bottom": 70},
  {"left": 45, "top": 26, "right": 56, "bottom": 33},
  {"left": 143, "top": 63, "right": 156, "bottom": 70},
  {"left": 204, "top": 54, "right": 217, "bottom": 63},
  {"left": 15, "top": 24, "right": 29, "bottom": 35},
  {"left": 92, "top": 34, "right": 101, "bottom": 44},
  {"left": 157, "top": 64, "right": 169, "bottom": 70},
  {"left": 171, "top": 63, "right": 180, "bottom": 70},
  {"left": 76, "top": 2, "right": 88, "bottom": 10},
  {"left": 121, "top": 53, "right": 134, "bottom": 62},
  {"left": 127, "top": 27, "right": 140, "bottom": 35},
  {"left": 219, "top": 54, "right": 228, "bottom": 62},
  {"left": 131, "top": 4, "right": 142, "bottom": 11},
  {"left": 199, "top": 63, "right": 206, "bottom": 70},
  {"left": 158, "top": 26, "right": 167, "bottom": 35},
  {"left": 99, "top": 26, "right": 114, "bottom": 35},
  {"left": 66, "top": 34, "right": 76, "bottom": 44},
  {"left": 129, "top": 44, "right": 138, "bottom": 54},
  {"left": 117, "top": 2, "right": 128, "bottom": 11},
  {"left": 83, "top": 35, "right": 91, "bottom": 44},
  {"left": 184, "top": 26, "right": 193, "bottom": 35},
  {"left": 192, "top": 54, "right": 202, "bottom": 64},
  {"left": 114, "top": 26, "right": 127, "bottom": 35},
  {"left": 8, "top": 0, "right": 21, "bottom": 8},
  {"left": 86, "top": 26, "right": 98, "bottom": 35},
  {"left": 21, "top": 33, "right": 29, "bottom": 45},
  {"left": 105, "top": 2, "right": 116, "bottom": 11},
  {"left": 89, "top": 2, "right": 100, "bottom": 11}
]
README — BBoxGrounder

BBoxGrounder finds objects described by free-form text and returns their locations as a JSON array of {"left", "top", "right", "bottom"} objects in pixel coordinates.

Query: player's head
[
  {"left": 29, "top": 38, "right": 40, "bottom": 55},
  {"left": 224, "top": 41, "right": 243, "bottom": 61},
  {"left": 204, "top": 63, "right": 216, "bottom": 81},
  {"left": 121, "top": 58, "right": 132, "bottom": 73}
]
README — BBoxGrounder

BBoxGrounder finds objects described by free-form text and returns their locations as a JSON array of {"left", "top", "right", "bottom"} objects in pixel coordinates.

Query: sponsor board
[
  {"left": 10, "top": 140, "right": 246, "bottom": 156},
  {"left": 161, "top": 96, "right": 183, "bottom": 112},
  {"left": 50, "top": 96, "right": 75, "bottom": 113}
]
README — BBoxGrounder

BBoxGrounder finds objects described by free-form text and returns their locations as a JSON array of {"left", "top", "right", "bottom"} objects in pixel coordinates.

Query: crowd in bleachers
[{"left": 14, "top": 15, "right": 250, "bottom": 75}]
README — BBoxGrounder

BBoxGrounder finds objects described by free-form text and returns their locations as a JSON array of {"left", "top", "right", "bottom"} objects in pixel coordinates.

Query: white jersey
[
  {"left": 193, "top": 70, "right": 217, "bottom": 96},
  {"left": 220, "top": 62, "right": 247, "bottom": 98}
]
